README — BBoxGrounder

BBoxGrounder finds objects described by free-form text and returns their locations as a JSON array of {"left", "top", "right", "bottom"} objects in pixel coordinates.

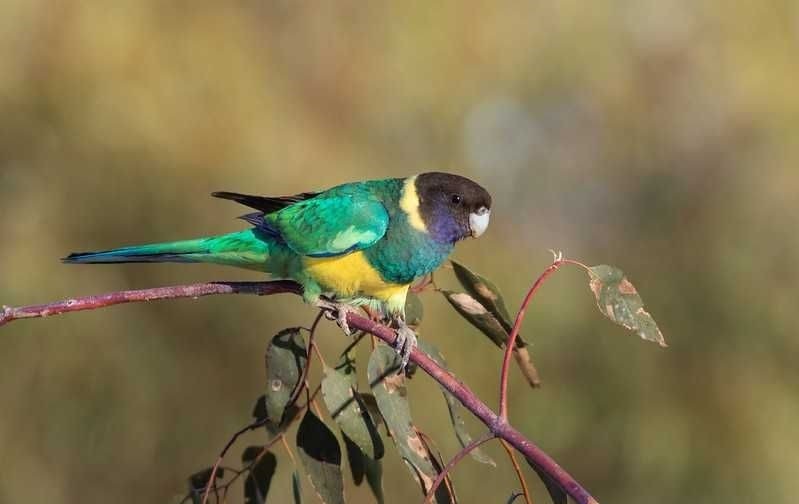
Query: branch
[
  {"left": 0, "top": 280, "right": 598, "bottom": 504},
  {"left": 0, "top": 280, "right": 301, "bottom": 327}
]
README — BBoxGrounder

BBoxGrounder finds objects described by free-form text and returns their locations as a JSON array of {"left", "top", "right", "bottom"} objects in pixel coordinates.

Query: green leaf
[
  {"left": 367, "top": 345, "right": 456, "bottom": 504},
  {"left": 587, "top": 265, "right": 667, "bottom": 347},
  {"left": 442, "top": 290, "right": 507, "bottom": 348},
  {"left": 322, "top": 365, "right": 384, "bottom": 459},
  {"left": 241, "top": 446, "right": 277, "bottom": 504},
  {"left": 404, "top": 290, "right": 425, "bottom": 328},
  {"left": 296, "top": 409, "right": 344, "bottom": 504},
  {"left": 451, "top": 260, "right": 514, "bottom": 330},
  {"left": 344, "top": 434, "right": 385, "bottom": 504},
  {"left": 443, "top": 290, "right": 541, "bottom": 387},
  {"left": 265, "top": 328, "right": 308, "bottom": 429},
  {"left": 292, "top": 470, "right": 303, "bottom": 504},
  {"left": 187, "top": 467, "right": 224, "bottom": 504},
  {"left": 334, "top": 347, "right": 358, "bottom": 387},
  {"left": 417, "top": 340, "right": 495, "bottom": 467}
]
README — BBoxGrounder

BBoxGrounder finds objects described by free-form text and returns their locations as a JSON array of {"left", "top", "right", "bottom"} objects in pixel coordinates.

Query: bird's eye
[{"left": 451, "top": 194, "right": 463, "bottom": 205}]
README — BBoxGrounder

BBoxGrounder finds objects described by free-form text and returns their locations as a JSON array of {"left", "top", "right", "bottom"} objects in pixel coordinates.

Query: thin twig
[
  {"left": 1, "top": 279, "right": 598, "bottom": 504},
  {"left": 201, "top": 419, "right": 269, "bottom": 504},
  {"left": 423, "top": 432, "right": 496, "bottom": 503},
  {"left": 280, "top": 435, "right": 298, "bottom": 468},
  {"left": 498, "top": 260, "right": 564, "bottom": 420},
  {"left": 287, "top": 310, "right": 325, "bottom": 408},
  {"left": 500, "top": 439, "right": 533, "bottom": 504}
]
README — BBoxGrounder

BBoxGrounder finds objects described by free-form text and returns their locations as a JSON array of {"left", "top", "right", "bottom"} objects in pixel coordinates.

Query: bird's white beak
[{"left": 469, "top": 207, "right": 490, "bottom": 238}]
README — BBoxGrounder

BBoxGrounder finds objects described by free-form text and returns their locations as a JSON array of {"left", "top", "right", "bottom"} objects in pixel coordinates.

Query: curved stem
[
  {"left": 423, "top": 432, "right": 495, "bottom": 504},
  {"left": 1, "top": 280, "right": 598, "bottom": 504},
  {"left": 200, "top": 420, "right": 280, "bottom": 504},
  {"left": 500, "top": 439, "right": 533, "bottom": 504},
  {"left": 498, "top": 260, "right": 563, "bottom": 420}
]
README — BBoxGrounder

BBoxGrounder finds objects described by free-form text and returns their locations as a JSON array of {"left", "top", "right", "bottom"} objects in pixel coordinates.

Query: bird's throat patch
[{"left": 399, "top": 176, "right": 428, "bottom": 233}]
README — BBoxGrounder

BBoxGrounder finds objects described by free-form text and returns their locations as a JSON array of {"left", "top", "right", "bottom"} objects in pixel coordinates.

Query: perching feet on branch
[
  {"left": 313, "top": 297, "right": 360, "bottom": 336},
  {"left": 314, "top": 297, "right": 417, "bottom": 373},
  {"left": 393, "top": 318, "right": 417, "bottom": 373}
]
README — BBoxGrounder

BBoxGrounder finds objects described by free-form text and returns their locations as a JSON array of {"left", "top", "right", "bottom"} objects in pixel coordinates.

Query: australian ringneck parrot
[{"left": 64, "top": 172, "right": 492, "bottom": 367}]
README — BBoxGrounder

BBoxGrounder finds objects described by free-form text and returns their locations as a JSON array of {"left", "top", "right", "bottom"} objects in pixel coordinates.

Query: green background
[{"left": 1, "top": 1, "right": 797, "bottom": 503}]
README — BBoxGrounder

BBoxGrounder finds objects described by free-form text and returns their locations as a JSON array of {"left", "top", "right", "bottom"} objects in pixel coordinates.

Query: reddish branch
[
  {"left": 499, "top": 259, "right": 564, "bottom": 420},
  {"left": 0, "top": 279, "right": 598, "bottom": 504}
]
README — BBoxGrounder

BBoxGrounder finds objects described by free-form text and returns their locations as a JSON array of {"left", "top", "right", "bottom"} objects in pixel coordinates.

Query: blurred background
[{"left": 1, "top": 1, "right": 797, "bottom": 503}]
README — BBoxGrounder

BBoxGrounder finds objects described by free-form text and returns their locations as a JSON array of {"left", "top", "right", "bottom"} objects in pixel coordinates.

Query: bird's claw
[
  {"left": 393, "top": 320, "right": 417, "bottom": 374},
  {"left": 315, "top": 298, "right": 357, "bottom": 336}
]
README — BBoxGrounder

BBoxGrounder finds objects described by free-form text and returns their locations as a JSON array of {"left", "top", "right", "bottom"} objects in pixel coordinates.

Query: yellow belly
[{"left": 303, "top": 251, "right": 409, "bottom": 305}]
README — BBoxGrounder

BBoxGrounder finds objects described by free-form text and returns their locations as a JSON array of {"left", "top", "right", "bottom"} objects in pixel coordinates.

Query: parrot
[{"left": 63, "top": 172, "right": 492, "bottom": 368}]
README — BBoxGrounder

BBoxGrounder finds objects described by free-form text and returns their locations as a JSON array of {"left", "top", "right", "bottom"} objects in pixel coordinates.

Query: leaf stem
[{"left": 500, "top": 439, "right": 533, "bottom": 504}]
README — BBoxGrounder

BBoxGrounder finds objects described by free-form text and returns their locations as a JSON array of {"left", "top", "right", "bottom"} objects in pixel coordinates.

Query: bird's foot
[
  {"left": 393, "top": 319, "right": 417, "bottom": 374},
  {"left": 314, "top": 298, "right": 358, "bottom": 336}
]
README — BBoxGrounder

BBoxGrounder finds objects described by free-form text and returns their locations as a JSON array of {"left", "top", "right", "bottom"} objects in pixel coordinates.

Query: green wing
[{"left": 266, "top": 193, "right": 389, "bottom": 257}]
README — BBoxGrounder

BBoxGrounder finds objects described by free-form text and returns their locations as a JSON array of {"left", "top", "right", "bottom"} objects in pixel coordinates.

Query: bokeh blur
[{"left": 1, "top": 1, "right": 797, "bottom": 503}]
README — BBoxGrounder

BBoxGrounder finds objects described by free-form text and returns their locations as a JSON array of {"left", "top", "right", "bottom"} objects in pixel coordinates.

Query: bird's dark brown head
[{"left": 409, "top": 172, "right": 492, "bottom": 243}]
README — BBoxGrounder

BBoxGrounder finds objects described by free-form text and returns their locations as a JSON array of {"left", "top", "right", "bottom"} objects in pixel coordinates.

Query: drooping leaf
[
  {"left": 451, "top": 260, "right": 514, "bottom": 330},
  {"left": 443, "top": 290, "right": 541, "bottom": 388},
  {"left": 357, "top": 392, "right": 384, "bottom": 430},
  {"left": 241, "top": 446, "right": 277, "bottom": 504},
  {"left": 296, "top": 410, "right": 344, "bottom": 504},
  {"left": 292, "top": 470, "right": 303, "bottom": 504},
  {"left": 443, "top": 290, "right": 507, "bottom": 348},
  {"left": 450, "top": 261, "right": 531, "bottom": 347},
  {"left": 367, "top": 345, "right": 455, "bottom": 504},
  {"left": 322, "top": 365, "right": 384, "bottom": 459},
  {"left": 512, "top": 346, "right": 542, "bottom": 388},
  {"left": 344, "top": 434, "right": 385, "bottom": 504},
  {"left": 587, "top": 265, "right": 667, "bottom": 347},
  {"left": 187, "top": 467, "right": 224, "bottom": 504},
  {"left": 252, "top": 395, "right": 267, "bottom": 422},
  {"left": 404, "top": 290, "right": 425, "bottom": 328},
  {"left": 334, "top": 346, "right": 358, "bottom": 387},
  {"left": 417, "top": 340, "right": 495, "bottom": 467},
  {"left": 265, "top": 328, "right": 308, "bottom": 429}
]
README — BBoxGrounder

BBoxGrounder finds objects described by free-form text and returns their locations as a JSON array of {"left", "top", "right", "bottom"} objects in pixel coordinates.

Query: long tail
[{"left": 62, "top": 229, "right": 274, "bottom": 271}]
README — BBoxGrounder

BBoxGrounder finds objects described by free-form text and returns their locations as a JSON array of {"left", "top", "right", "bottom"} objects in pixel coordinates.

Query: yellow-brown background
[{"left": 1, "top": 1, "right": 797, "bottom": 503}]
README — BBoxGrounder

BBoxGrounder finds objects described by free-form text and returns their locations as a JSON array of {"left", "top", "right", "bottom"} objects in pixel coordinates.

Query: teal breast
[{"left": 364, "top": 177, "right": 454, "bottom": 285}]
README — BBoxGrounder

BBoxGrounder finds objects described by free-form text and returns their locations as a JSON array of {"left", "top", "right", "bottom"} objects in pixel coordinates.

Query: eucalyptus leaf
[
  {"left": 344, "top": 434, "right": 385, "bottom": 504},
  {"left": 451, "top": 260, "right": 514, "bottom": 330},
  {"left": 443, "top": 290, "right": 507, "bottom": 348},
  {"left": 367, "top": 345, "right": 455, "bottom": 503},
  {"left": 587, "top": 265, "right": 667, "bottom": 347},
  {"left": 443, "top": 290, "right": 541, "bottom": 388},
  {"left": 322, "top": 365, "right": 384, "bottom": 459},
  {"left": 417, "top": 340, "right": 495, "bottom": 466},
  {"left": 296, "top": 410, "right": 344, "bottom": 504},
  {"left": 187, "top": 467, "right": 224, "bottom": 504},
  {"left": 265, "top": 328, "right": 308, "bottom": 429},
  {"left": 241, "top": 446, "right": 277, "bottom": 504}
]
